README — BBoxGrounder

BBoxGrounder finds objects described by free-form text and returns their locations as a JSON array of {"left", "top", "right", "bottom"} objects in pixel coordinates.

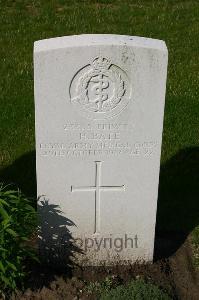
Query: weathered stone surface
[{"left": 34, "top": 34, "right": 168, "bottom": 265}]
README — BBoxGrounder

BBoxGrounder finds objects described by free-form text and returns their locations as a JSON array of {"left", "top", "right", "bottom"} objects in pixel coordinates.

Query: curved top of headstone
[{"left": 34, "top": 34, "right": 167, "bottom": 53}]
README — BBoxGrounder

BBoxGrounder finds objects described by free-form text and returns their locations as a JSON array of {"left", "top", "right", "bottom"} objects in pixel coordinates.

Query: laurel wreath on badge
[{"left": 72, "top": 57, "right": 126, "bottom": 113}]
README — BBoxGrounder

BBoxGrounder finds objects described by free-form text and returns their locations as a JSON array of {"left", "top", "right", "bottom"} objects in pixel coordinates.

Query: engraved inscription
[
  {"left": 79, "top": 132, "right": 120, "bottom": 140},
  {"left": 63, "top": 123, "right": 133, "bottom": 131},
  {"left": 39, "top": 123, "right": 157, "bottom": 158},
  {"left": 39, "top": 141, "right": 157, "bottom": 158},
  {"left": 71, "top": 161, "right": 125, "bottom": 234},
  {"left": 70, "top": 57, "right": 132, "bottom": 120}
]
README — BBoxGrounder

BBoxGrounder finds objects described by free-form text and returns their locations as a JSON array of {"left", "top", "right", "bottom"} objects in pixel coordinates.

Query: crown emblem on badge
[{"left": 92, "top": 57, "right": 111, "bottom": 72}]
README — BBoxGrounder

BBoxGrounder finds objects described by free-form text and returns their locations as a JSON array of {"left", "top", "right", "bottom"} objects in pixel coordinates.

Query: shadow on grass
[
  {"left": 0, "top": 147, "right": 199, "bottom": 263},
  {"left": 154, "top": 146, "right": 199, "bottom": 260},
  {"left": 0, "top": 150, "right": 37, "bottom": 201}
]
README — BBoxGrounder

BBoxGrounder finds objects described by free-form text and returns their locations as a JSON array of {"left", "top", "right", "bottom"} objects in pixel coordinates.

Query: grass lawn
[{"left": 0, "top": 0, "right": 198, "bottom": 259}]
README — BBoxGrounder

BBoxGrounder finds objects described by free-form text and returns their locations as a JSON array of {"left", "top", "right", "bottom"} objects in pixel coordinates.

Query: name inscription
[{"left": 39, "top": 123, "right": 157, "bottom": 158}]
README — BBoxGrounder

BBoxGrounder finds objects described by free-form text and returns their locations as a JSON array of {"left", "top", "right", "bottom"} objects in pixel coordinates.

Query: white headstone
[{"left": 34, "top": 34, "right": 168, "bottom": 266}]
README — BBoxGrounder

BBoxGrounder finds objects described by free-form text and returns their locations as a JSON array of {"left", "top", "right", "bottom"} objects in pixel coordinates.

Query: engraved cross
[{"left": 71, "top": 161, "right": 125, "bottom": 234}]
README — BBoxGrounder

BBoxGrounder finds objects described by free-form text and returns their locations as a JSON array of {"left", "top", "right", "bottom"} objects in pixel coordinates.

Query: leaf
[
  {"left": 1, "top": 274, "right": 10, "bottom": 287},
  {"left": 17, "top": 255, "right": 24, "bottom": 262},
  {"left": 6, "top": 228, "right": 18, "bottom": 237},
  {"left": 6, "top": 261, "right": 17, "bottom": 271},
  {"left": 0, "top": 205, "right": 8, "bottom": 220},
  {"left": 3, "top": 190, "right": 17, "bottom": 195},
  {"left": 0, "top": 199, "right": 9, "bottom": 207},
  {"left": 20, "top": 236, "right": 29, "bottom": 241},
  {"left": 1, "top": 218, "right": 11, "bottom": 227},
  {"left": 0, "top": 261, "right": 5, "bottom": 273},
  {"left": 25, "top": 204, "right": 35, "bottom": 212},
  {"left": 32, "top": 255, "right": 40, "bottom": 263}
]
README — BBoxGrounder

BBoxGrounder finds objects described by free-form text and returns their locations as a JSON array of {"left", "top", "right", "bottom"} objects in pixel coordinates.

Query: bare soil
[{"left": 11, "top": 234, "right": 199, "bottom": 300}]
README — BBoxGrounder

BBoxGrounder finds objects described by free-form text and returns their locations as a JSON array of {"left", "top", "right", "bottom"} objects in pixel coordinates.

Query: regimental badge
[{"left": 69, "top": 56, "right": 131, "bottom": 120}]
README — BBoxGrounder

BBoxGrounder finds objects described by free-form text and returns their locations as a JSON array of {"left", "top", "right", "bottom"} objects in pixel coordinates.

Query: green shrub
[
  {"left": 100, "top": 279, "right": 172, "bottom": 300},
  {"left": 0, "top": 184, "right": 38, "bottom": 295},
  {"left": 85, "top": 276, "right": 116, "bottom": 295}
]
